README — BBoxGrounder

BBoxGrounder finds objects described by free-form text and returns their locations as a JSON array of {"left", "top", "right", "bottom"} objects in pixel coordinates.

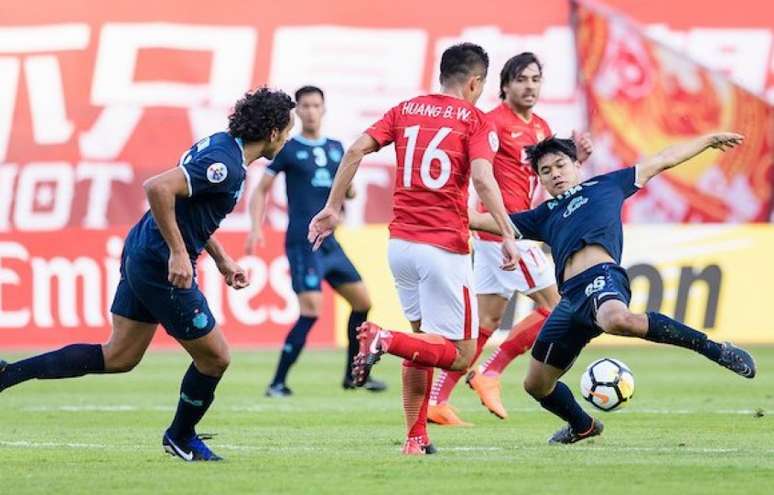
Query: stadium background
[{"left": 0, "top": 0, "right": 772, "bottom": 350}]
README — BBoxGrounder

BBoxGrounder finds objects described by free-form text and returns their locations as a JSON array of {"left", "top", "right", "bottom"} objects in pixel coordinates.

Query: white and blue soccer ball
[{"left": 580, "top": 358, "right": 635, "bottom": 411}]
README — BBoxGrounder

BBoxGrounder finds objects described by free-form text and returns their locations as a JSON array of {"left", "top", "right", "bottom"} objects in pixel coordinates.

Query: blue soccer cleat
[{"left": 162, "top": 430, "right": 223, "bottom": 462}]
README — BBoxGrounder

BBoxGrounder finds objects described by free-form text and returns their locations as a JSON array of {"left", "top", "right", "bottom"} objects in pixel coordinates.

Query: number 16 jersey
[{"left": 366, "top": 94, "right": 499, "bottom": 254}]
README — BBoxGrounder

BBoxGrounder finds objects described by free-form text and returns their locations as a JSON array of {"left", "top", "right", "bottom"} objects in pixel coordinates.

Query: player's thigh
[
  {"left": 286, "top": 242, "right": 324, "bottom": 294},
  {"left": 387, "top": 239, "right": 421, "bottom": 323},
  {"left": 530, "top": 298, "right": 591, "bottom": 372},
  {"left": 477, "top": 293, "right": 510, "bottom": 330},
  {"left": 103, "top": 313, "right": 158, "bottom": 372},
  {"left": 416, "top": 244, "right": 477, "bottom": 340},
  {"left": 332, "top": 281, "right": 371, "bottom": 312},
  {"left": 177, "top": 325, "right": 231, "bottom": 378},
  {"left": 596, "top": 299, "right": 648, "bottom": 337},
  {"left": 297, "top": 290, "right": 323, "bottom": 317},
  {"left": 126, "top": 264, "right": 218, "bottom": 341},
  {"left": 321, "top": 245, "right": 370, "bottom": 310},
  {"left": 528, "top": 284, "right": 560, "bottom": 310}
]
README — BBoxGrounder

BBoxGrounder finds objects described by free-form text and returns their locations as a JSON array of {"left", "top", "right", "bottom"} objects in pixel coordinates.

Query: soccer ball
[{"left": 580, "top": 358, "right": 635, "bottom": 411}]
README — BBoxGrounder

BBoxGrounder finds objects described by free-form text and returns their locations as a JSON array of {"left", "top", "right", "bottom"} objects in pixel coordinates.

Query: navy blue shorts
[
  {"left": 110, "top": 250, "right": 216, "bottom": 340},
  {"left": 531, "top": 263, "right": 631, "bottom": 370},
  {"left": 286, "top": 239, "right": 362, "bottom": 294}
]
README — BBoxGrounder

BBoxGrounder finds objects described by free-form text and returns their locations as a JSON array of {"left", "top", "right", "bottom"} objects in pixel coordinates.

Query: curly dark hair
[
  {"left": 525, "top": 136, "right": 577, "bottom": 174},
  {"left": 499, "top": 52, "right": 543, "bottom": 99},
  {"left": 228, "top": 87, "right": 296, "bottom": 143}
]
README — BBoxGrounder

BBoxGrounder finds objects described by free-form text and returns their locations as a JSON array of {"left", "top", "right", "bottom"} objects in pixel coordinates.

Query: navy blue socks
[
  {"left": 0, "top": 344, "right": 105, "bottom": 390},
  {"left": 270, "top": 315, "right": 318, "bottom": 387},
  {"left": 167, "top": 363, "right": 221, "bottom": 439},
  {"left": 539, "top": 381, "right": 594, "bottom": 433},
  {"left": 645, "top": 312, "right": 722, "bottom": 361}
]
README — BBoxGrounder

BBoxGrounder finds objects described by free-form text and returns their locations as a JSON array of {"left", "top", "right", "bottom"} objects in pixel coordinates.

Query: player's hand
[
  {"left": 708, "top": 132, "right": 744, "bottom": 151},
  {"left": 572, "top": 130, "right": 593, "bottom": 163},
  {"left": 244, "top": 228, "right": 265, "bottom": 254},
  {"left": 217, "top": 258, "right": 250, "bottom": 290},
  {"left": 168, "top": 251, "right": 193, "bottom": 289},
  {"left": 500, "top": 238, "right": 520, "bottom": 271},
  {"left": 308, "top": 205, "right": 341, "bottom": 251}
]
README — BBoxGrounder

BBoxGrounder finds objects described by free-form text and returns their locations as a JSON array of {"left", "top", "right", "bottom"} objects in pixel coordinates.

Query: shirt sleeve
[
  {"left": 468, "top": 115, "right": 499, "bottom": 163},
  {"left": 606, "top": 166, "right": 641, "bottom": 198},
  {"left": 264, "top": 148, "right": 287, "bottom": 176},
  {"left": 181, "top": 148, "right": 240, "bottom": 197},
  {"left": 365, "top": 106, "right": 397, "bottom": 148},
  {"left": 508, "top": 206, "right": 545, "bottom": 242}
]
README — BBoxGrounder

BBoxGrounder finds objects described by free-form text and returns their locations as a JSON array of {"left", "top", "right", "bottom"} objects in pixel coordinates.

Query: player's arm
[
  {"left": 308, "top": 134, "right": 379, "bottom": 249},
  {"left": 635, "top": 132, "right": 743, "bottom": 187},
  {"left": 206, "top": 237, "right": 249, "bottom": 289},
  {"left": 245, "top": 172, "right": 276, "bottom": 253},
  {"left": 345, "top": 184, "right": 356, "bottom": 199},
  {"left": 143, "top": 168, "right": 193, "bottom": 289},
  {"left": 471, "top": 158, "right": 520, "bottom": 270}
]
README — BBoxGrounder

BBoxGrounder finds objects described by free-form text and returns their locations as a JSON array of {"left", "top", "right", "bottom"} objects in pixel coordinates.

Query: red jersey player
[
  {"left": 308, "top": 43, "right": 519, "bottom": 455},
  {"left": 428, "top": 53, "right": 593, "bottom": 426}
]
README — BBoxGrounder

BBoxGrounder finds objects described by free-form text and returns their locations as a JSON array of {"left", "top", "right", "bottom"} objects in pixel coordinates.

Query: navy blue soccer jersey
[
  {"left": 125, "top": 131, "right": 247, "bottom": 262},
  {"left": 265, "top": 135, "right": 345, "bottom": 245},
  {"left": 509, "top": 167, "right": 641, "bottom": 283}
]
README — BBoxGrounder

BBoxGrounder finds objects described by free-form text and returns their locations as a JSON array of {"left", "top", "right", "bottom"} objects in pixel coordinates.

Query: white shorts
[
  {"left": 387, "top": 238, "right": 478, "bottom": 340},
  {"left": 473, "top": 238, "right": 556, "bottom": 299}
]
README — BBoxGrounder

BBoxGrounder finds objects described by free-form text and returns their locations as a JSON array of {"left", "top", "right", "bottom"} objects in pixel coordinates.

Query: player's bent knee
[{"left": 601, "top": 311, "right": 639, "bottom": 337}]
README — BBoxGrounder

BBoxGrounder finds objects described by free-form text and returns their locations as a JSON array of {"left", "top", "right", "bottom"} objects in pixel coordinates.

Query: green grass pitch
[{"left": 1, "top": 345, "right": 773, "bottom": 494}]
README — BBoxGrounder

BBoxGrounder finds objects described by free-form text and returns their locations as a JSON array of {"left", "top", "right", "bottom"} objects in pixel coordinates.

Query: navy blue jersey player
[
  {"left": 246, "top": 86, "right": 386, "bottom": 396},
  {"left": 0, "top": 88, "right": 296, "bottom": 461},
  {"left": 470, "top": 132, "right": 755, "bottom": 444}
]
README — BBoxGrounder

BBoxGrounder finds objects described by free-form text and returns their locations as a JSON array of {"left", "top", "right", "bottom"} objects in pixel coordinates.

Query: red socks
[
  {"left": 402, "top": 360, "right": 433, "bottom": 442},
  {"left": 382, "top": 331, "right": 459, "bottom": 370},
  {"left": 481, "top": 308, "right": 549, "bottom": 377},
  {"left": 429, "top": 327, "right": 494, "bottom": 405}
]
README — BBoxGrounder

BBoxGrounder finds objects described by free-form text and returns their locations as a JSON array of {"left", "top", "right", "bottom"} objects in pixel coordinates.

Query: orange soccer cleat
[
  {"left": 466, "top": 370, "right": 508, "bottom": 419},
  {"left": 427, "top": 403, "right": 473, "bottom": 427}
]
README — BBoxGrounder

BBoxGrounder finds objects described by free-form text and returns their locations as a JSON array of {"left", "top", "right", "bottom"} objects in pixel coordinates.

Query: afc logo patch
[
  {"left": 207, "top": 162, "right": 228, "bottom": 183},
  {"left": 488, "top": 131, "right": 499, "bottom": 152}
]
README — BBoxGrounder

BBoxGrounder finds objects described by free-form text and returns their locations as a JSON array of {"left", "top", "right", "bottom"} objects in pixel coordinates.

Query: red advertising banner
[
  {"left": 0, "top": 229, "right": 334, "bottom": 348},
  {"left": 573, "top": 0, "right": 774, "bottom": 222}
]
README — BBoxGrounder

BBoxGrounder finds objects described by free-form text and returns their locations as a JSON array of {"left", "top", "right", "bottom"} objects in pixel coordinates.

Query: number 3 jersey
[{"left": 366, "top": 94, "right": 499, "bottom": 254}]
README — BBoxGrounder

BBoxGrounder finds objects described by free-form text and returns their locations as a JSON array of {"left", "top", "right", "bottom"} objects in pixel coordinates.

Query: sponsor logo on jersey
[
  {"left": 206, "top": 163, "right": 227, "bottom": 184},
  {"left": 585, "top": 275, "right": 606, "bottom": 296},
  {"left": 563, "top": 195, "right": 589, "bottom": 218}
]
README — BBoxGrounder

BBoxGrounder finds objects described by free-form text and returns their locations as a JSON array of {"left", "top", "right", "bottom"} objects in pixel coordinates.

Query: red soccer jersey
[
  {"left": 366, "top": 94, "right": 498, "bottom": 254},
  {"left": 477, "top": 103, "right": 552, "bottom": 242}
]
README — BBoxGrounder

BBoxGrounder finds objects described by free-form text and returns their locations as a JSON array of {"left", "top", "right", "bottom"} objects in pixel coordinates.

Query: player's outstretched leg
[
  {"left": 351, "top": 322, "right": 464, "bottom": 386},
  {"left": 598, "top": 301, "right": 756, "bottom": 379},
  {"left": 0, "top": 315, "right": 155, "bottom": 393},
  {"left": 0, "top": 344, "right": 106, "bottom": 392},
  {"left": 643, "top": 312, "right": 756, "bottom": 378},
  {"left": 266, "top": 315, "right": 317, "bottom": 397},
  {"left": 428, "top": 326, "right": 493, "bottom": 426},
  {"left": 164, "top": 327, "right": 230, "bottom": 462},
  {"left": 524, "top": 357, "right": 602, "bottom": 445}
]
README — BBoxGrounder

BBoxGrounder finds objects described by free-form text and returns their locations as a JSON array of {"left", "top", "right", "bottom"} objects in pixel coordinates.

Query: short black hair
[
  {"left": 295, "top": 85, "right": 325, "bottom": 102},
  {"left": 439, "top": 42, "right": 489, "bottom": 86},
  {"left": 499, "top": 52, "right": 543, "bottom": 99},
  {"left": 228, "top": 87, "right": 295, "bottom": 143},
  {"left": 525, "top": 136, "right": 577, "bottom": 173}
]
